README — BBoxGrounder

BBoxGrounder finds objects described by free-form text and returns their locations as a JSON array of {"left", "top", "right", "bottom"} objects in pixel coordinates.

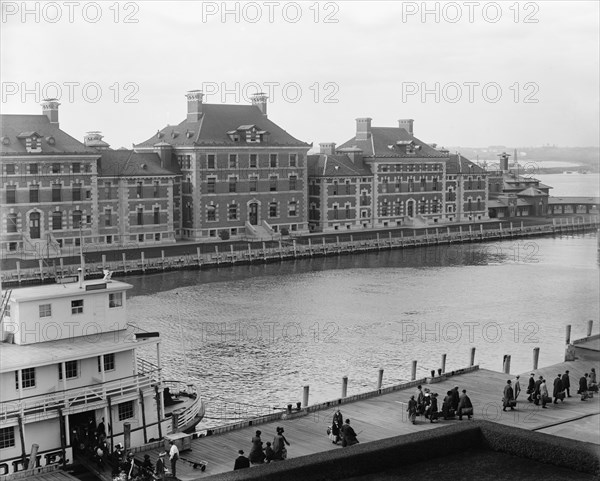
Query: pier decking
[{"left": 131, "top": 350, "right": 600, "bottom": 479}]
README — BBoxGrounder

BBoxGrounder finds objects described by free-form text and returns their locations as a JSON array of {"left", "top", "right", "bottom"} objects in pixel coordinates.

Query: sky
[{"left": 1, "top": 0, "right": 599, "bottom": 150}]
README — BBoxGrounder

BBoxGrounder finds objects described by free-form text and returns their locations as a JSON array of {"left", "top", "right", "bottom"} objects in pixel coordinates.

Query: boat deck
[{"left": 133, "top": 354, "right": 600, "bottom": 480}]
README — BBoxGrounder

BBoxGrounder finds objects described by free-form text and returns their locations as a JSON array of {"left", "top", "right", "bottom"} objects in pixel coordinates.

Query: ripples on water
[{"left": 128, "top": 234, "right": 599, "bottom": 427}]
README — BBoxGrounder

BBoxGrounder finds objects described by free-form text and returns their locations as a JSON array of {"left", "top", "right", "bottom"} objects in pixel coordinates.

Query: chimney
[
  {"left": 251, "top": 92, "right": 268, "bottom": 116},
  {"left": 356, "top": 118, "right": 372, "bottom": 141},
  {"left": 499, "top": 152, "right": 510, "bottom": 172},
  {"left": 319, "top": 143, "right": 336, "bottom": 155},
  {"left": 41, "top": 98, "right": 60, "bottom": 127},
  {"left": 186, "top": 90, "right": 204, "bottom": 122},
  {"left": 398, "top": 119, "right": 414, "bottom": 135},
  {"left": 154, "top": 142, "right": 173, "bottom": 171}
]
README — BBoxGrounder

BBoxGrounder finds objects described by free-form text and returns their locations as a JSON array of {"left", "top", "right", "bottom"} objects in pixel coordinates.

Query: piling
[
  {"left": 197, "top": 247, "right": 202, "bottom": 265},
  {"left": 141, "top": 252, "right": 145, "bottom": 271},
  {"left": 303, "top": 386, "right": 309, "bottom": 407},
  {"left": 565, "top": 324, "right": 572, "bottom": 345},
  {"left": 124, "top": 422, "right": 131, "bottom": 451},
  {"left": 122, "top": 252, "right": 127, "bottom": 273},
  {"left": 469, "top": 347, "right": 476, "bottom": 367},
  {"left": 230, "top": 244, "right": 235, "bottom": 263},
  {"left": 533, "top": 347, "right": 540, "bottom": 370},
  {"left": 440, "top": 354, "right": 447, "bottom": 374},
  {"left": 38, "top": 260, "right": 43, "bottom": 281},
  {"left": 101, "top": 255, "right": 106, "bottom": 270},
  {"left": 411, "top": 361, "right": 417, "bottom": 381},
  {"left": 503, "top": 354, "right": 511, "bottom": 374},
  {"left": 341, "top": 376, "right": 348, "bottom": 398},
  {"left": 587, "top": 320, "right": 594, "bottom": 337},
  {"left": 26, "top": 444, "right": 39, "bottom": 470},
  {"left": 377, "top": 368, "right": 384, "bottom": 390}
]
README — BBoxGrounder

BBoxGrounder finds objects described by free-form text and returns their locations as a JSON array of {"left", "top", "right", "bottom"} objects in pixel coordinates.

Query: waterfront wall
[{"left": 1, "top": 217, "right": 598, "bottom": 288}]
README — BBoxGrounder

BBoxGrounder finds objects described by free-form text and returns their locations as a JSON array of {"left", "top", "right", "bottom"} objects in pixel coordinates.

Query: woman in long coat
[
  {"left": 248, "top": 430, "right": 265, "bottom": 464},
  {"left": 407, "top": 395, "right": 417, "bottom": 424},
  {"left": 331, "top": 409, "right": 343, "bottom": 444},
  {"left": 340, "top": 419, "right": 359, "bottom": 446},
  {"left": 272, "top": 427, "right": 290, "bottom": 460},
  {"left": 503, "top": 380, "right": 515, "bottom": 411}
]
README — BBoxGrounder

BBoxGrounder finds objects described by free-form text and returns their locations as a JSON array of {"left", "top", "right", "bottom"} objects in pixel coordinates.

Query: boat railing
[
  {"left": 0, "top": 370, "right": 161, "bottom": 423},
  {"left": 162, "top": 381, "right": 204, "bottom": 433}
]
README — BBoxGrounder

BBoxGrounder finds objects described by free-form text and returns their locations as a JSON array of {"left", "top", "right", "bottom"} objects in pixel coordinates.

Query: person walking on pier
[
  {"left": 553, "top": 374, "right": 564, "bottom": 404},
  {"left": 540, "top": 378, "right": 549, "bottom": 408},
  {"left": 264, "top": 442, "right": 275, "bottom": 463},
  {"left": 451, "top": 386, "right": 460, "bottom": 412},
  {"left": 416, "top": 385, "right": 425, "bottom": 416},
  {"left": 442, "top": 390, "right": 454, "bottom": 420},
  {"left": 341, "top": 419, "right": 359, "bottom": 446},
  {"left": 234, "top": 450, "right": 250, "bottom": 470},
  {"left": 527, "top": 373, "right": 536, "bottom": 402},
  {"left": 332, "top": 408, "right": 343, "bottom": 444},
  {"left": 562, "top": 371, "right": 571, "bottom": 397},
  {"left": 514, "top": 376, "right": 521, "bottom": 401},
  {"left": 272, "top": 427, "right": 290, "bottom": 460},
  {"left": 579, "top": 373, "right": 589, "bottom": 400},
  {"left": 155, "top": 452, "right": 166, "bottom": 481},
  {"left": 249, "top": 430, "right": 266, "bottom": 464},
  {"left": 428, "top": 393, "right": 439, "bottom": 423},
  {"left": 407, "top": 395, "right": 418, "bottom": 424},
  {"left": 168, "top": 440, "right": 179, "bottom": 478},
  {"left": 589, "top": 368, "right": 597, "bottom": 392},
  {"left": 533, "top": 376, "right": 543, "bottom": 405},
  {"left": 457, "top": 389, "right": 473, "bottom": 420},
  {"left": 503, "top": 380, "right": 515, "bottom": 411}
]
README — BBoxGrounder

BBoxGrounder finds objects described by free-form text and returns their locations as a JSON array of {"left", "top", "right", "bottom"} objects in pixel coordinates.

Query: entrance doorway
[
  {"left": 407, "top": 200, "right": 414, "bottom": 218},
  {"left": 249, "top": 203, "right": 258, "bottom": 225},
  {"left": 69, "top": 411, "right": 97, "bottom": 456},
  {"left": 29, "top": 212, "right": 40, "bottom": 238}
]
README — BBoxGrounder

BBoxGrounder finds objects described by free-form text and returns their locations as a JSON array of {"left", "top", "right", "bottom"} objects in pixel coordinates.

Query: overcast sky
[{"left": 1, "top": 1, "right": 599, "bottom": 150}]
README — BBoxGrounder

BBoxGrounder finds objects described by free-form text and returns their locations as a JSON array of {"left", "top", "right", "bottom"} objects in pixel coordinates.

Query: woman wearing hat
[
  {"left": 272, "top": 427, "right": 290, "bottom": 460},
  {"left": 155, "top": 452, "right": 166, "bottom": 480},
  {"left": 249, "top": 430, "right": 266, "bottom": 464}
]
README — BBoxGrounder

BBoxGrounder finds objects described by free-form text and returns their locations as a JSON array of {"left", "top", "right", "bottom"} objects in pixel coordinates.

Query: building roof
[
  {"left": 98, "top": 150, "right": 176, "bottom": 177},
  {"left": 446, "top": 154, "right": 488, "bottom": 175},
  {"left": 134, "top": 104, "right": 309, "bottom": 148},
  {"left": 307, "top": 153, "right": 372, "bottom": 177},
  {"left": 0, "top": 114, "right": 97, "bottom": 155},
  {"left": 548, "top": 196, "right": 600, "bottom": 205},
  {"left": 517, "top": 187, "right": 548, "bottom": 197},
  {"left": 337, "top": 126, "right": 448, "bottom": 159}
]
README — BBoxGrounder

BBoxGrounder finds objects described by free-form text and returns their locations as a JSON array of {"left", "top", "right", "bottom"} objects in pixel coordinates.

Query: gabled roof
[
  {"left": 338, "top": 126, "right": 447, "bottom": 159},
  {"left": 446, "top": 154, "right": 488, "bottom": 175},
  {"left": 517, "top": 187, "right": 548, "bottom": 197},
  {"left": 307, "top": 153, "right": 372, "bottom": 177},
  {"left": 98, "top": 150, "right": 176, "bottom": 177},
  {"left": 135, "top": 104, "right": 309, "bottom": 148},
  {"left": 0, "top": 114, "right": 97, "bottom": 154}
]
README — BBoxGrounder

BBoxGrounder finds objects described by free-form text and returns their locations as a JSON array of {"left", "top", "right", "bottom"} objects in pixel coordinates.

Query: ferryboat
[{"left": 0, "top": 272, "right": 204, "bottom": 477}]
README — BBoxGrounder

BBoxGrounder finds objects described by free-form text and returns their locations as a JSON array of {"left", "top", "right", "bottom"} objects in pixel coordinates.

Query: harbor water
[{"left": 127, "top": 233, "right": 600, "bottom": 427}]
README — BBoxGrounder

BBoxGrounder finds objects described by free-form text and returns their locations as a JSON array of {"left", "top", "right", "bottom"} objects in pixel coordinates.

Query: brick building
[{"left": 134, "top": 91, "right": 311, "bottom": 240}]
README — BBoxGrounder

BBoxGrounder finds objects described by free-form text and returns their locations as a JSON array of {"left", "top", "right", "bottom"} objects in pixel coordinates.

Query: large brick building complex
[{"left": 134, "top": 91, "right": 311, "bottom": 240}]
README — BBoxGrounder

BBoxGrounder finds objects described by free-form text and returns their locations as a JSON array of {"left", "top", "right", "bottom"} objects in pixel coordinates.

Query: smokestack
[
  {"left": 398, "top": 119, "right": 414, "bottom": 135},
  {"left": 251, "top": 92, "right": 268, "bottom": 116},
  {"left": 356, "top": 118, "right": 372, "bottom": 141},
  {"left": 41, "top": 99, "right": 60, "bottom": 127},
  {"left": 186, "top": 90, "right": 204, "bottom": 122},
  {"left": 319, "top": 143, "right": 336, "bottom": 155},
  {"left": 499, "top": 152, "right": 510, "bottom": 172}
]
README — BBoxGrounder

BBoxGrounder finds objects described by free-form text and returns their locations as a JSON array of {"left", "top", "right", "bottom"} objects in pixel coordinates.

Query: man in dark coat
[
  {"left": 503, "top": 380, "right": 515, "bottom": 411},
  {"left": 457, "top": 389, "right": 473, "bottom": 420},
  {"left": 562, "top": 371, "right": 571, "bottom": 397},
  {"left": 579, "top": 373, "right": 589, "bottom": 401},
  {"left": 234, "top": 450, "right": 250, "bottom": 470},
  {"left": 340, "top": 419, "right": 359, "bottom": 446},
  {"left": 451, "top": 386, "right": 460, "bottom": 412},
  {"left": 533, "top": 376, "right": 543, "bottom": 405},
  {"left": 332, "top": 409, "right": 343, "bottom": 444},
  {"left": 553, "top": 374, "right": 564, "bottom": 403},
  {"left": 428, "top": 393, "right": 439, "bottom": 423},
  {"left": 527, "top": 373, "right": 536, "bottom": 402}
]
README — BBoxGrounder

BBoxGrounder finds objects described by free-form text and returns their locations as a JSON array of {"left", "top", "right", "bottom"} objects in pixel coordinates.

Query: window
[
  {"left": 269, "top": 175, "right": 277, "bottom": 191},
  {"left": 30, "top": 163, "right": 38, "bottom": 175},
  {"left": 52, "top": 212, "right": 62, "bottom": 230},
  {"left": 137, "top": 208, "right": 144, "bottom": 225},
  {"left": 98, "top": 353, "right": 116, "bottom": 372},
  {"left": 72, "top": 210, "right": 82, "bottom": 228},
  {"left": 289, "top": 154, "right": 297, "bottom": 167},
  {"left": 207, "top": 178, "right": 216, "bottom": 193},
  {"left": 433, "top": 177, "right": 439, "bottom": 191},
  {"left": 229, "top": 177, "right": 237, "bottom": 193},
  {"left": 6, "top": 164, "right": 15, "bottom": 175},
  {"left": 72, "top": 163, "right": 81, "bottom": 174},
  {"left": 52, "top": 163, "right": 61, "bottom": 174},
  {"left": 153, "top": 207, "right": 160, "bottom": 224},
  {"left": 29, "top": 184, "right": 39, "bottom": 203},
  {"left": 6, "top": 185, "right": 16, "bottom": 204},
  {"left": 420, "top": 177, "right": 426, "bottom": 191},
  {"left": 39, "top": 304, "right": 52, "bottom": 317},
  {"left": 229, "top": 154, "right": 238, "bottom": 168},
  {"left": 109, "top": 293, "right": 123, "bottom": 308},
  {"left": 269, "top": 202, "right": 277, "bottom": 218},
  {"left": 333, "top": 205, "right": 339, "bottom": 219},
  {"left": 207, "top": 205, "right": 216, "bottom": 221},
  {"left": 104, "top": 182, "right": 112, "bottom": 199},
  {"left": 154, "top": 181, "right": 160, "bottom": 198},
  {"left": 137, "top": 182, "right": 143, "bottom": 198},
  {"left": 70, "top": 182, "right": 82, "bottom": 201},
  {"left": 71, "top": 299, "right": 83, "bottom": 315},
  {"left": 7, "top": 214, "right": 17, "bottom": 233},
  {"left": 58, "top": 360, "right": 78, "bottom": 380},
  {"left": 228, "top": 204, "right": 238, "bottom": 220},
  {"left": 468, "top": 199, "right": 473, "bottom": 211},
  {"left": 15, "top": 368, "right": 35, "bottom": 389},
  {"left": 0, "top": 427, "right": 15, "bottom": 449},
  {"left": 288, "top": 201, "right": 297, "bottom": 217},
  {"left": 52, "top": 184, "right": 62, "bottom": 202},
  {"left": 249, "top": 176, "right": 258, "bottom": 192},
  {"left": 118, "top": 401, "right": 134, "bottom": 421},
  {"left": 250, "top": 154, "right": 258, "bottom": 168},
  {"left": 408, "top": 179, "right": 414, "bottom": 193},
  {"left": 105, "top": 208, "right": 112, "bottom": 227},
  {"left": 207, "top": 154, "right": 216, "bottom": 169},
  {"left": 289, "top": 175, "right": 297, "bottom": 190},
  {"left": 270, "top": 154, "right": 278, "bottom": 168}
]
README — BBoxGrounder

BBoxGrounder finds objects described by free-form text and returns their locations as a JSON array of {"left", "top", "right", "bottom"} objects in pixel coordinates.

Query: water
[
  {"left": 536, "top": 173, "right": 599, "bottom": 198},
  {"left": 126, "top": 234, "right": 599, "bottom": 427}
]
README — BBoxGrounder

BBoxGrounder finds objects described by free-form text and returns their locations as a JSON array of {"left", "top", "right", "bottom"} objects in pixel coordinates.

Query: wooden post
[
  {"left": 262, "top": 242, "right": 267, "bottom": 261},
  {"left": 171, "top": 412, "right": 179, "bottom": 433},
  {"left": 565, "top": 324, "right": 571, "bottom": 344},
  {"left": 503, "top": 354, "right": 511, "bottom": 374},
  {"left": 247, "top": 243, "right": 252, "bottom": 261},
  {"left": 587, "top": 320, "right": 594, "bottom": 337},
  {"left": 101, "top": 255, "right": 106, "bottom": 270},
  {"left": 377, "top": 368, "right": 384, "bottom": 390},
  {"left": 17, "top": 260, "right": 21, "bottom": 283},
  {"left": 533, "top": 347, "right": 540, "bottom": 370},
  {"left": 161, "top": 250, "right": 165, "bottom": 269},
  {"left": 27, "top": 444, "right": 39, "bottom": 470},
  {"left": 215, "top": 245, "right": 220, "bottom": 265},
  {"left": 38, "top": 259, "right": 44, "bottom": 281},
  {"left": 123, "top": 422, "right": 131, "bottom": 451},
  {"left": 411, "top": 361, "right": 417, "bottom": 381},
  {"left": 230, "top": 244, "right": 235, "bottom": 263},
  {"left": 440, "top": 354, "right": 447, "bottom": 374},
  {"left": 469, "top": 347, "right": 476, "bottom": 367},
  {"left": 308, "top": 237, "right": 313, "bottom": 256},
  {"left": 278, "top": 240, "right": 283, "bottom": 259},
  {"left": 293, "top": 239, "right": 297, "bottom": 257},
  {"left": 154, "top": 386, "right": 162, "bottom": 440},
  {"left": 377, "top": 232, "right": 380, "bottom": 249},
  {"left": 58, "top": 408, "right": 67, "bottom": 468},
  {"left": 341, "top": 376, "right": 348, "bottom": 398},
  {"left": 303, "top": 386, "right": 309, "bottom": 407},
  {"left": 107, "top": 396, "right": 114, "bottom": 452},
  {"left": 197, "top": 247, "right": 202, "bottom": 265},
  {"left": 139, "top": 389, "right": 148, "bottom": 444},
  {"left": 122, "top": 252, "right": 127, "bottom": 273},
  {"left": 141, "top": 252, "right": 145, "bottom": 271},
  {"left": 322, "top": 237, "right": 326, "bottom": 254}
]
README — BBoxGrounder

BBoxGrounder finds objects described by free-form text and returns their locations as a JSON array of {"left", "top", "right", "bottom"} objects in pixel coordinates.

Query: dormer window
[{"left": 17, "top": 132, "right": 43, "bottom": 153}]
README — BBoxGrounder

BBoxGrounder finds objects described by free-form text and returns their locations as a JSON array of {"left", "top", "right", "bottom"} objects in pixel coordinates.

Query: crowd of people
[{"left": 407, "top": 385, "right": 473, "bottom": 424}]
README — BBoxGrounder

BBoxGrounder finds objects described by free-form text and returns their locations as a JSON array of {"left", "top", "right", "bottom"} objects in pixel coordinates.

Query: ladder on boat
[{"left": 0, "top": 289, "right": 12, "bottom": 322}]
